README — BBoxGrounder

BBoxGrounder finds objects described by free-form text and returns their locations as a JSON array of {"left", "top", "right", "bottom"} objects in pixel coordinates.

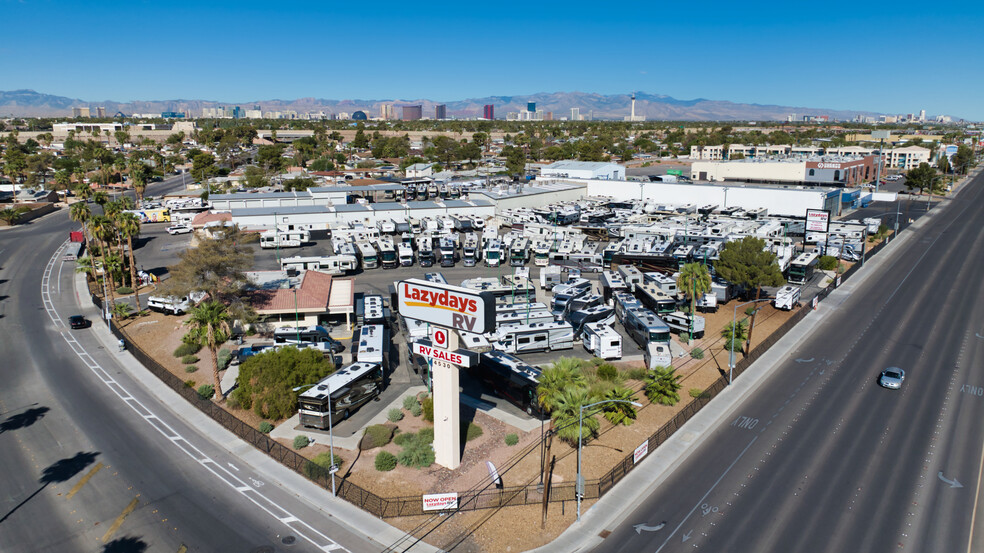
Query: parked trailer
[
  {"left": 774, "top": 285, "right": 801, "bottom": 311},
  {"left": 497, "top": 309, "right": 557, "bottom": 328},
  {"left": 645, "top": 341, "right": 674, "bottom": 369},
  {"left": 661, "top": 311, "right": 705, "bottom": 339},
  {"left": 397, "top": 243, "right": 414, "bottom": 266},
  {"left": 582, "top": 322, "right": 622, "bottom": 360},
  {"left": 260, "top": 228, "right": 311, "bottom": 249},
  {"left": 569, "top": 305, "right": 616, "bottom": 337},
  {"left": 147, "top": 291, "right": 206, "bottom": 315},
  {"left": 600, "top": 270, "right": 628, "bottom": 305},
  {"left": 490, "top": 321, "right": 574, "bottom": 354},
  {"left": 510, "top": 237, "right": 530, "bottom": 267},
  {"left": 357, "top": 241, "right": 379, "bottom": 269},
  {"left": 484, "top": 239, "right": 503, "bottom": 267},
  {"left": 281, "top": 255, "right": 358, "bottom": 275}
]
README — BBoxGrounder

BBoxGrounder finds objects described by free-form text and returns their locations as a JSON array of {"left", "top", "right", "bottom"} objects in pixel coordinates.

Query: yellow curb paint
[{"left": 102, "top": 497, "right": 139, "bottom": 543}]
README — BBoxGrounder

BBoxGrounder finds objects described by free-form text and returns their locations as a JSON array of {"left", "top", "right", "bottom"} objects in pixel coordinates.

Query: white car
[{"left": 166, "top": 225, "right": 193, "bottom": 235}]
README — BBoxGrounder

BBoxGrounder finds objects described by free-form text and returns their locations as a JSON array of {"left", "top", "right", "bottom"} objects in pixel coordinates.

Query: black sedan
[{"left": 68, "top": 315, "right": 91, "bottom": 329}]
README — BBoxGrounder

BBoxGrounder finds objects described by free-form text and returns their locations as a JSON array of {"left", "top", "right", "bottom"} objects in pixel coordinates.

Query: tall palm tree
[
  {"left": 185, "top": 301, "right": 231, "bottom": 400},
  {"left": 536, "top": 358, "right": 588, "bottom": 484},
  {"left": 69, "top": 202, "right": 96, "bottom": 281},
  {"left": 676, "top": 262, "right": 712, "bottom": 343},
  {"left": 116, "top": 212, "right": 142, "bottom": 312},
  {"left": 601, "top": 386, "right": 638, "bottom": 426},
  {"left": 551, "top": 388, "right": 600, "bottom": 445},
  {"left": 89, "top": 215, "right": 117, "bottom": 310}
]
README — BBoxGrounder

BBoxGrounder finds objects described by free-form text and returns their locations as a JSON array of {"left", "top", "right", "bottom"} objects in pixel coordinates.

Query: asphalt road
[
  {"left": 0, "top": 178, "right": 381, "bottom": 552},
  {"left": 593, "top": 171, "right": 984, "bottom": 552}
]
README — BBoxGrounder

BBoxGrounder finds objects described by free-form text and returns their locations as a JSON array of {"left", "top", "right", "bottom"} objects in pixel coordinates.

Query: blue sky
[{"left": 2, "top": 0, "right": 982, "bottom": 119}]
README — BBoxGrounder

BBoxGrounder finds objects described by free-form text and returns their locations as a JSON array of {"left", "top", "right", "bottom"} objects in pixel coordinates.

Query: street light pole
[{"left": 577, "top": 398, "right": 642, "bottom": 522}]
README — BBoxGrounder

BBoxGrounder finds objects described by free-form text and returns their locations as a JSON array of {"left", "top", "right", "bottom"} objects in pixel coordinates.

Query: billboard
[
  {"left": 398, "top": 279, "right": 495, "bottom": 333},
  {"left": 805, "top": 209, "right": 830, "bottom": 233}
]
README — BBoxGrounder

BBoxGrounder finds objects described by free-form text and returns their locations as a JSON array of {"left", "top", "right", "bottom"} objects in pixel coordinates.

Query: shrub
[
  {"left": 398, "top": 439, "right": 435, "bottom": 469},
  {"left": 387, "top": 408, "right": 404, "bottom": 423},
  {"left": 375, "top": 451, "right": 398, "bottom": 472},
  {"left": 174, "top": 342, "right": 201, "bottom": 357},
  {"left": 181, "top": 354, "right": 200, "bottom": 364},
  {"left": 690, "top": 347, "right": 705, "bottom": 360},
  {"left": 409, "top": 402, "right": 422, "bottom": 417},
  {"left": 421, "top": 396, "right": 434, "bottom": 422},
  {"left": 259, "top": 421, "right": 274, "bottom": 433},
  {"left": 818, "top": 255, "right": 839, "bottom": 271},
  {"left": 116, "top": 286, "right": 133, "bottom": 295},
  {"left": 184, "top": 365, "right": 198, "bottom": 373},
  {"left": 225, "top": 395, "right": 240, "bottom": 409},
  {"left": 360, "top": 424, "right": 395, "bottom": 450},
  {"left": 504, "top": 433, "right": 519, "bottom": 446},
  {"left": 679, "top": 332, "right": 690, "bottom": 343},
  {"left": 293, "top": 435, "right": 310, "bottom": 449},
  {"left": 689, "top": 388, "right": 705, "bottom": 399},
  {"left": 196, "top": 384, "right": 215, "bottom": 400},
  {"left": 644, "top": 367, "right": 682, "bottom": 406},
  {"left": 417, "top": 426, "right": 434, "bottom": 444},
  {"left": 184, "top": 379, "right": 195, "bottom": 388},
  {"left": 624, "top": 367, "right": 648, "bottom": 381},
  {"left": 402, "top": 395, "right": 419, "bottom": 410},
  {"left": 312, "top": 451, "right": 342, "bottom": 472},
  {"left": 233, "top": 347, "right": 334, "bottom": 421},
  {"left": 217, "top": 348, "right": 232, "bottom": 370},
  {"left": 596, "top": 363, "right": 618, "bottom": 381},
  {"left": 393, "top": 432, "right": 414, "bottom": 447},
  {"left": 463, "top": 422, "right": 483, "bottom": 442}
]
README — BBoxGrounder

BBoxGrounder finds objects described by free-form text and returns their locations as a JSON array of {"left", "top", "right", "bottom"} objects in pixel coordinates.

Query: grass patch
[{"left": 505, "top": 433, "right": 519, "bottom": 446}]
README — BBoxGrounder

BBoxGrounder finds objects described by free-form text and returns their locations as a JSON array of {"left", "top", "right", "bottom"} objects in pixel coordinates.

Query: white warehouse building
[
  {"left": 539, "top": 161, "right": 625, "bottom": 181},
  {"left": 229, "top": 199, "right": 495, "bottom": 231},
  {"left": 568, "top": 178, "right": 842, "bottom": 217}
]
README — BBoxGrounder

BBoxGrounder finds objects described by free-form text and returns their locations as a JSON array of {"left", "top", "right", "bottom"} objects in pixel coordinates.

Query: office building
[
  {"left": 570, "top": 107, "right": 581, "bottom": 121},
  {"left": 435, "top": 104, "right": 447, "bottom": 120},
  {"left": 483, "top": 104, "right": 494, "bottom": 120},
  {"left": 95, "top": 107, "right": 106, "bottom": 118},
  {"left": 232, "top": 106, "right": 245, "bottom": 119},
  {"left": 402, "top": 105, "right": 422, "bottom": 121},
  {"left": 527, "top": 102, "right": 536, "bottom": 113},
  {"left": 380, "top": 104, "right": 395, "bottom": 120},
  {"left": 72, "top": 107, "right": 91, "bottom": 118},
  {"left": 691, "top": 154, "right": 879, "bottom": 187}
]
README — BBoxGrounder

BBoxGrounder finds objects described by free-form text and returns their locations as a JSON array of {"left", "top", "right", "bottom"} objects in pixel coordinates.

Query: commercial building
[
  {"left": 71, "top": 107, "right": 91, "bottom": 118},
  {"left": 465, "top": 181, "right": 587, "bottom": 211},
  {"left": 483, "top": 104, "right": 494, "bottom": 120},
  {"left": 402, "top": 105, "right": 422, "bottom": 121},
  {"left": 691, "top": 155, "right": 879, "bottom": 187},
  {"left": 884, "top": 145, "right": 930, "bottom": 170},
  {"left": 435, "top": 104, "right": 447, "bottom": 120},
  {"left": 540, "top": 161, "right": 625, "bottom": 181},
  {"left": 380, "top": 104, "right": 395, "bottom": 120},
  {"left": 527, "top": 102, "right": 536, "bottom": 113},
  {"left": 246, "top": 269, "right": 355, "bottom": 331}
]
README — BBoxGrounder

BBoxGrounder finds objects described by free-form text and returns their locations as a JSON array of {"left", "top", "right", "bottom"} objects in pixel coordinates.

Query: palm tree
[
  {"left": 73, "top": 181, "right": 93, "bottom": 203},
  {"left": 722, "top": 318, "right": 749, "bottom": 355},
  {"left": 677, "top": 262, "right": 712, "bottom": 318},
  {"left": 185, "top": 301, "right": 231, "bottom": 400},
  {"left": 601, "top": 386, "right": 638, "bottom": 426},
  {"left": 89, "top": 215, "right": 117, "bottom": 310},
  {"left": 644, "top": 367, "right": 682, "bottom": 406},
  {"left": 551, "top": 388, "right": 600, "bottom": 445},
  {"left": 0, "top": 207, "right": 28, "bottom": 226},
  {"left": 116, "top": 212, "right": 142, "bottom": 312},
  {"left": 537, "top": 357, "right": 587, "bottom": 415},
  {"left": 92, "top": 190, "right": 108, "bottom": 208},
  {"left": 69, "top": 202, "right": 96, "bottom": 281}
]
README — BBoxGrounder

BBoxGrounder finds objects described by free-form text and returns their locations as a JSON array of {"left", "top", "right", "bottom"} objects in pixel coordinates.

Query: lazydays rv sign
[{"left": 397, "top": 279, "right": 495, "bottom": 333}]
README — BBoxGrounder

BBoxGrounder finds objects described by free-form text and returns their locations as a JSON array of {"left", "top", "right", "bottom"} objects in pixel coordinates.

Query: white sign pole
[{"left": 433, "top": 328, "right": 461, "bottom": 470}]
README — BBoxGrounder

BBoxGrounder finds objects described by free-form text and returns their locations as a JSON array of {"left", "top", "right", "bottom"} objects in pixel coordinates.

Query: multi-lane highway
[
  {"left": 596, "top": 172, "right": 984, "bottom": 552},
  {"left": 0, "top": 176, "right": 383, "bottom": 553}
]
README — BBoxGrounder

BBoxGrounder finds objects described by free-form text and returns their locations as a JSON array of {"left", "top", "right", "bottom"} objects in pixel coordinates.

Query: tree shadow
[
  {"left": 102, "top": 536, "right": 149, "bottom": 553},
  {"left": 0, "top": 406, "right": 50, "bottom": 434},
  {"left": 0, "top": 451, "right": 99, "bottom": 524}
]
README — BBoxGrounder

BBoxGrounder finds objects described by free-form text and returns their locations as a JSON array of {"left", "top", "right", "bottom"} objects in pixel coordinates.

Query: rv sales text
[
  {"left": 415, "top": 345, "right": 468, "bottom": 365},
  {"left": 402, "top": 284, "right": 479, "bottom": 314}
]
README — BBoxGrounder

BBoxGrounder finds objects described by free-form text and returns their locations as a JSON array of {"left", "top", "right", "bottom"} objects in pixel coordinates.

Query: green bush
[
  {"left": 259, "top": 421, "right": 274, "bottom": 433},
  {"left": 409, "top": 402, "right": 422, "bottom": 417},
  {"left": 689, "top": 388, "right": 706, "bottom": 399},
  {"left": 596, "top": 363, "right": 618, "bottom": 381},
  {"left": 462, "top": 422, "right": 483, "bottom": 442},
  {"left": 174, "top": 342, "right": 201, "bottom": 357},
  {"left": 397, "top": 439, "right": 435, "bottom": 469},
  {"left": 116, "top": 286, "right": 133, "bottom": 295},
  {"left": 402, "top": 396, "right": 419, "bottom": 410},
  {"left": 312, "top": 451, "right": 342, "bottom": 471},
  {"left": 225, "top": 395, "right": 240, "bottom": 409},
  {"left": 504, "top": 433, "right": 519, "bottom": 446},
  {"left": 184, "top": 365, "right": 198, "bottom": 373},
  {"left": 360, "top": 424, "right": 395, "bottom": 450},
  {"left": 417, "top": 426, "right": 434, "bottom": 444},
  {"left": 679, "top": 332, "right": 690, "bottom": 343},
  {"left": 293, "top": 435, "right": 310, "bottom": 449},
  {"left": 181, "top": 354, "right": 200, "bottom": 364},
  {"left": 624, "top": 367, "right": 648, "bottom": 381},
  {"left": 421, "top": 396, "right": 434, "bottom": 422},
  {"left": 184, "top": 379, "right": 195, "bottom": 388},
  {"left": 818, "top": 255, "right": 839, "bottom": 271},
  {"left": 690, "top": 347, "right": 705, "bottom": 360},
  {"left": 217, "top": 348, "right": 232, "bottom": 370},
  {"left": 387, "top": 408, "right": 404, "bottom": 423},
  {"left": 196, "top": 384, "right": 215, "bottom": 400},
  {"left": 393, "top": 432, "right": 414, "bottom": 446},
  {"left": 233, "top": 347, "right": 334, "bottom": 421},
  {"left": 375, "top": 451, "right": 398, "bottom": 472}
]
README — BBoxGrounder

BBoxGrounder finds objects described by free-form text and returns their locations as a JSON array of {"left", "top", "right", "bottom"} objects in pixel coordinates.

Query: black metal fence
[{"left": 88, "top": 235, "right": 892, "bottom": 519}]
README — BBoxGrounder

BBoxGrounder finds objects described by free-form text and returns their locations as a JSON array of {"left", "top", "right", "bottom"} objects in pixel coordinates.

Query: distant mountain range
[{"left": 0, "top": 89, "right": 885, "bottom": 121}]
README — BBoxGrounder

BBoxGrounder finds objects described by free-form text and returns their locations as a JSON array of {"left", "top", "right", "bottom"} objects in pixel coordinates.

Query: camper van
[
  {"left": 510, "top": 237, "right": 530, "bottom": 267},
  {"left": 636, "top": 283, "right": 677, "bottom": 315},
  {"left": 569, "top": 305, "right": 616, "bottom": 337},
  {"left": 614, "top": 291, "right": 645, "bottom": 324},
  {"left": 462, "top": 233, "right": 481, "bottom": 267},
  {"left": 645, "top": 272, "right": 679, "bottom": 296},
  {"left": 617, "top": 265, "right": 644, "bottom": 293},
  {"left": 281, "top": 255, "right": 358, "bottom": 275},
  {"left": 355, "top": 324, "right": 387, "bottom": 365},
  {"left": 439, "top": 236, "right": 457, "bottom": 267},
  {"left": 600, "top": 270, "right": 628, "bottom": 305},
  {"left": 259, "top": 228, "right": 311, "bottom": 249},
  {"left": 484, "top": 239, "right": 503, "bottom": 267},
  {"left": 550, "top": 279, "right": 592, "bottom": 317},
  {"left": 661, "top": 311, "right": 705, "bottom": 339},
  {"left": 539, "top": 266, "right": 564, "bottom": 291},
  {"left": 645, "top": 342, "right": 673, "bottom": 369},
  {"left": 490, "top": 321, "right": 574, "bottom": 354},
  {"left": 377, "top": 237, "right": 398, "bottom": 269},
  {"left": 298, "top": 362, "right": 384, "bottom": 426},
  {"left": 147, "top": 291, "right": 207, "bottom": 315},
  {"left": 624, "top": 307, "right": 671, "bottom": 350},
  {"left": 273, "top": 325, "right": 344, "bottom": 353},
  {"left": 774, "top": 285, "right": 801, "bottom": 311},
  {"left": 532, "top": 241, "right": 551, "bottom": 267},
  {"left": 418, "top": 236, "right": 436, "bottom": 267},
  {"left": 788, "top": 252, "right": 819, "bottom": 285},
  {"left": 564, "top": 293, "right": 604, "bottom": 319},
  {"left": 357, "top": 241, "right": 379, "bottom": 269},
  {"left": 582, "top": 322, "right": 622, "bottom": 360},
  {"left": 397, "top": 243, "right": 414, "bottom": 266}
]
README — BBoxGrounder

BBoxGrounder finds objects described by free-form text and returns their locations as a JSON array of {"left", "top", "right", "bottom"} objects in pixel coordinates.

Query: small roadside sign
[{"left": 413, "top": 341, "right": 473, "bottom": 367}]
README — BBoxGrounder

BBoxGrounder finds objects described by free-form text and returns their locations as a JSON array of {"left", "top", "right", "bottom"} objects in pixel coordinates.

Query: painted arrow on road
[
  {"left": 795, "top": 358, "right": 815, "bottom": 363},
  {"left": 634, "top": 521, "right": 665, "bottom": 534},
  {"left": 938, "top": 472, "right": 964, "bottom": 488},
  {"left": 682, "top": 530, "right": 693, "bottom": 543}
]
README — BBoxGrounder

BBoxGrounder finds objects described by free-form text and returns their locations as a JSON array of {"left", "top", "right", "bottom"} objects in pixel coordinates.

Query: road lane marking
[
  {"left": 967, "top": 436, "right": 984, "bottom": 553},
  {"left": 102, "top": 497, "right": 139, "bottom": 543},
  {"left": 654, "top": 436, "right": 758, "bottom": 553},
  {"left": 40, "top": 242, "right": 351, "bottom": 553},
  {"left": 66, "top": 462, "right": 104, "bottom": 499}
]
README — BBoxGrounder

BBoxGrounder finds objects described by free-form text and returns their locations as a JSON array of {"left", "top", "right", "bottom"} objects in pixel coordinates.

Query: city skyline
[{"left": 2, "top": 0, "right": 982, "bottom": 120}]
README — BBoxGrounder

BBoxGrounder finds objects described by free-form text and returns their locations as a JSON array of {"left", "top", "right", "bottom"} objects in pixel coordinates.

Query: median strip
[
  {"left": 102, "top": 497, "right": 140, "bottom": 543},
  {"left": 66, "top": 462, "right": 103, "bottom": 499}
]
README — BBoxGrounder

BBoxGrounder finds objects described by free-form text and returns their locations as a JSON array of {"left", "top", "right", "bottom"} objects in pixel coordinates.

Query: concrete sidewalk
[
  {"left": 529, "top": 189, "right": 945, "bottom": 553},
  {"left": 73, "top": 271, "right": 439, "bottom": 553}
]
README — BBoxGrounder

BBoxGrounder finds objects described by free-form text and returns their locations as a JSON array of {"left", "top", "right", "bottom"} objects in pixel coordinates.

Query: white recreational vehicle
[
  {"left": 281, "top": 255, "right": 358, "bottom": 275},
  {"left": 661, "top": 311, "right": 706, "bottom": 339},
  {"left": 259, "top": 228, "right": 311, "bottom": 249},
  {"left": 774, "top": 285, "right": 802, "bottom": 311},
  {"left": 582, "top": 322, "right": 622, "bottom": 360},
  {"left": 147, "top": 291, "right": 207, "bottom": 315},
  {"left": 490, "top": 321, "right": 574, "bottom": 354}
]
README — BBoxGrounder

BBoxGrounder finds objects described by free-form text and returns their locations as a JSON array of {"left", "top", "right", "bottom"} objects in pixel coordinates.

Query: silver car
[{"left": 879, "top": 367, "right": 905, "bottom": 390}]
